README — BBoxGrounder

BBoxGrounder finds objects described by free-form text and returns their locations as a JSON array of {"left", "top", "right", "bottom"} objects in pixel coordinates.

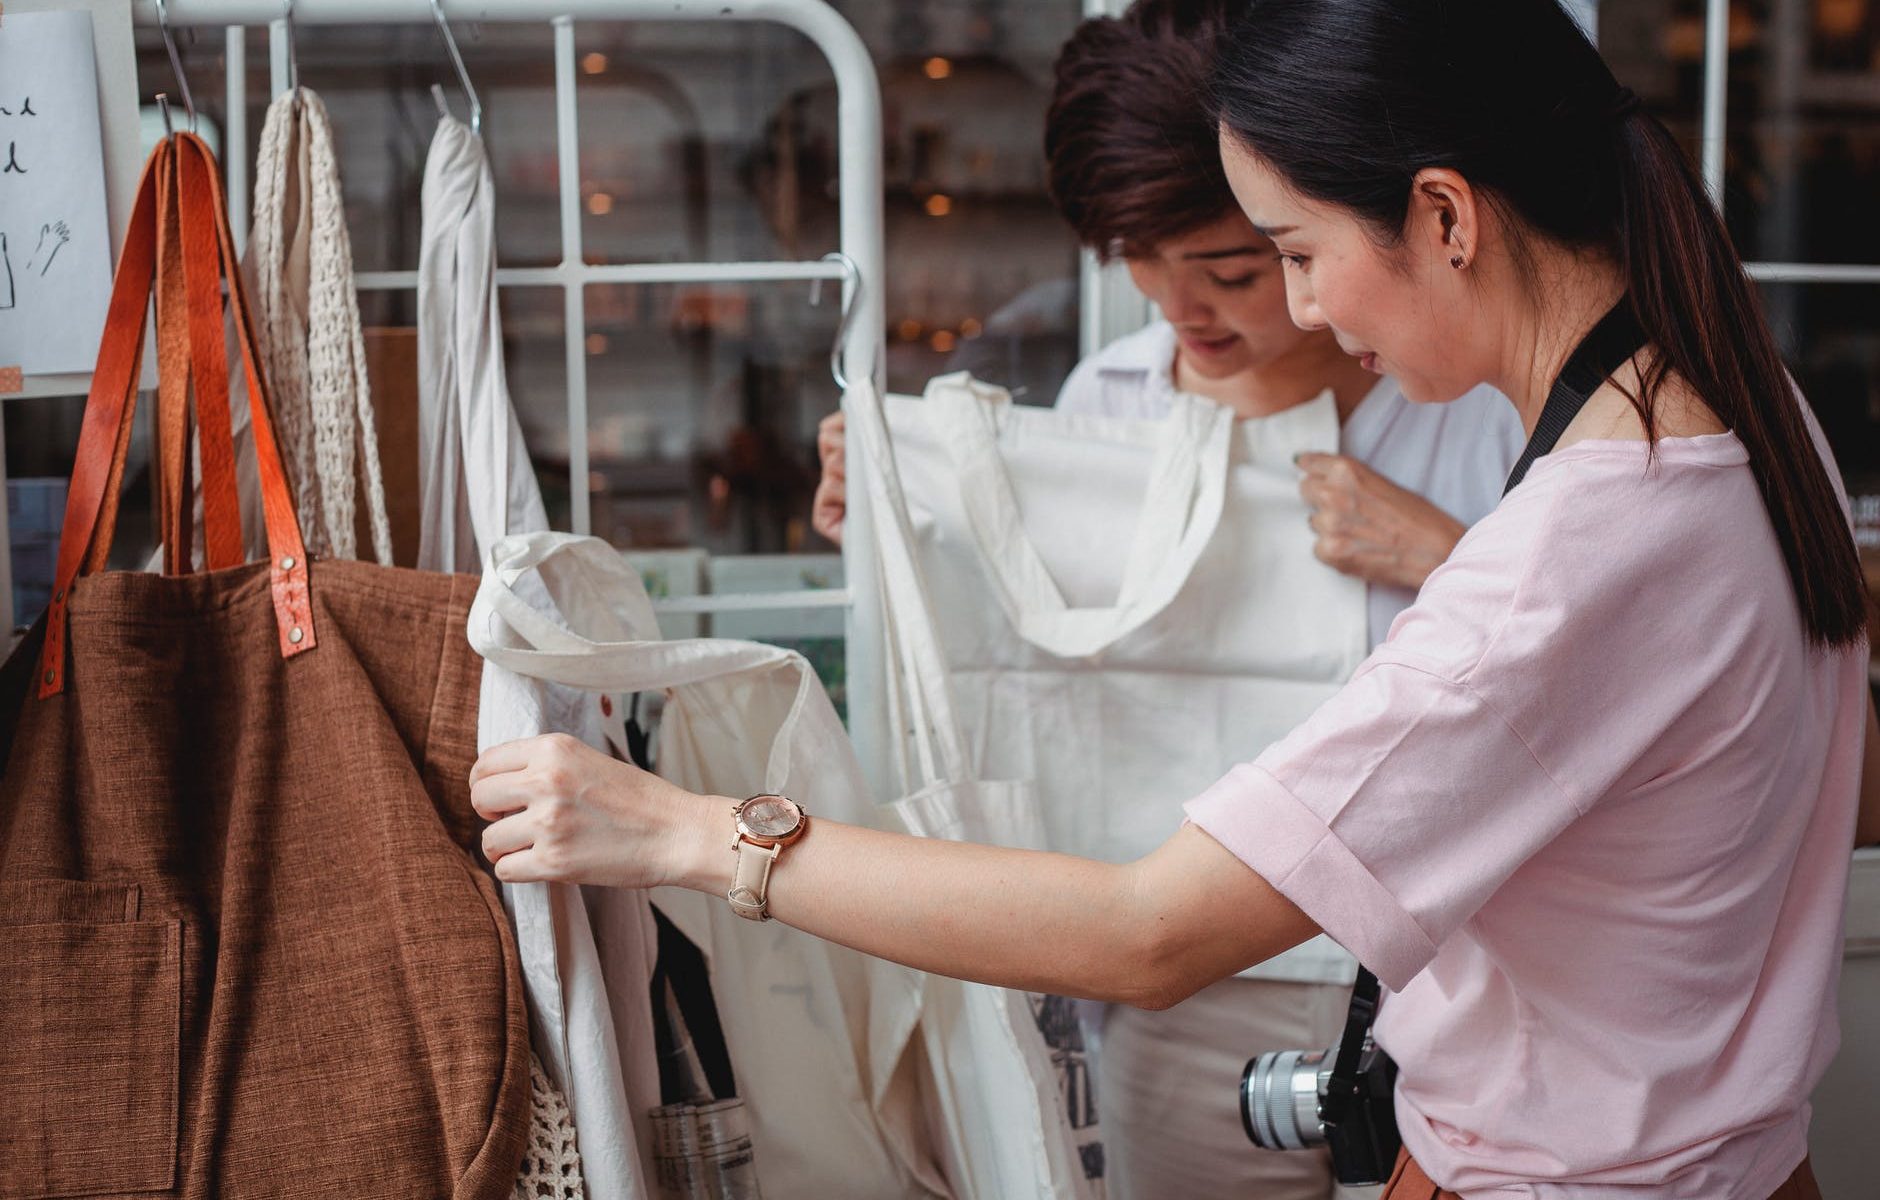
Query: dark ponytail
[{"left": 1214, "top": 0, "right": 1866, "bottom": 648}]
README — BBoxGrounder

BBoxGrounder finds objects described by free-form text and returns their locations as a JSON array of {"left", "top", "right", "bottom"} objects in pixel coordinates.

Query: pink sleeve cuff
[{"left": 1184, "top": 763, "right": 1439, "bottom": 992}]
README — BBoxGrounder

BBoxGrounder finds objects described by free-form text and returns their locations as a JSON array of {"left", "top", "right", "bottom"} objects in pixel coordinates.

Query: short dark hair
[{"left": 1044, "top": 0, "right": 1250, "bottom": 260}]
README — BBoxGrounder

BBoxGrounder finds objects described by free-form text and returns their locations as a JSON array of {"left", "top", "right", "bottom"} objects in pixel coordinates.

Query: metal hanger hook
[
  {"left": 429, "top": 0, "right": 483, "bottom": 136},
  {"left": 281, "top": 0, "right": 299, "bottom": 95},
  {"left": 153, "top": 0, "right": 198, "bottom": 135},
  {"left": 816, "top": 252, "right": 862, "bottom": 392}
]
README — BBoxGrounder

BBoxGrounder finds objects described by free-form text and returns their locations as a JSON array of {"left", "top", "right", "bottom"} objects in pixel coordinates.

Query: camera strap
[
  {"left": 1501, "top": 300, "right": 1647, "bottom": 496},
  {"left": 1321, "top": 298, "right": 1645, "bottom": 1125}
]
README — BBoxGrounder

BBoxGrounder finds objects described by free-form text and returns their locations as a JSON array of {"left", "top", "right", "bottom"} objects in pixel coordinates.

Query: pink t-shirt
[{"left": 1186, "top": 431, "right": 1865, "bottom": 1199}]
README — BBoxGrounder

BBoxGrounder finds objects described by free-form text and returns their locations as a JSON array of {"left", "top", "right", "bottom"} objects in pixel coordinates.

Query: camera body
[{"left": 1240, "top": 1036, "right": 1400, "bottom": 1186}]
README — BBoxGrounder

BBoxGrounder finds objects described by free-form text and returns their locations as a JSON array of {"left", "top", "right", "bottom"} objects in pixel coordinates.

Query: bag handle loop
[
  {"left": 923, "top": 373, "right": 1235, "bottom": 659},
  {"left": 38, "top": 134, "right": 315, "bottom": 698}
]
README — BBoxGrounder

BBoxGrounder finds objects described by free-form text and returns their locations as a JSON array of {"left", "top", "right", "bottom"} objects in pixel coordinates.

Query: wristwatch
[{"left": 728, "top": 793, "right": 808, "bottom": 921}]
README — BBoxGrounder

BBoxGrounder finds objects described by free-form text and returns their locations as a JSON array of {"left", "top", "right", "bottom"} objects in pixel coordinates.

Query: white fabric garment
[
  {"left": 886, "top": 371, "right": 1368, "bottom": 985},
  {"left": 416, "top": 115, "right": 649, "bottom": 1200},
  {"left": 849, "top": 376, "right": 1121, "bottom": 1200},
  {"left": 1055, "top": 319, "right": 1526, "bottom": 647},
  {"left": 469, "top": 532, "right": 952, "bottom": 1200},
  {"left": 248, "top": 86, "right": 393, "bottom": 564},
  {"left": 417, "top": 116, "right": 551, "bottom": 573}
]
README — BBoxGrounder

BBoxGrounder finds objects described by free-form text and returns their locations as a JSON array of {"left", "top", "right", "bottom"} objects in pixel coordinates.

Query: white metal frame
[{"left": 91, "top": 0, "right": 894, "bottom": 788}]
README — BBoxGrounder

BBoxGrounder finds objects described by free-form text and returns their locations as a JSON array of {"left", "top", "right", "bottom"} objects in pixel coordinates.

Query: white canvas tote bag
[
  {"left": 882, "top": 372, "right": 1371, "bottom": 985},
  {"left": 418, "top": 114, "right": 655, "bottom": 1200},
  {"left": 470, "top": 532, "right": 952, "bottom": 1200},
  {"left": 849, "top": 377, "right": 1108, "bottom": 1200}
]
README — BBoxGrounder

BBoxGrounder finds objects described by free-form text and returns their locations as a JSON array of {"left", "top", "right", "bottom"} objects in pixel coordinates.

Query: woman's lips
[{"left": 1179, "top": 332, "right": 1240, "bottom": 358}]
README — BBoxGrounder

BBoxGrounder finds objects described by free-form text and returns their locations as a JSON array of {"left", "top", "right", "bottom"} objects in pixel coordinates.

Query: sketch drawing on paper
[
  {"left": 0, "top": 11, "right": 117, "bottom": 374},
  {"left": 26, "top": 221, "right": 69, "bottom": 276},
  {"left": 0, "top": 231, "right": 15, "bottom": 310}
]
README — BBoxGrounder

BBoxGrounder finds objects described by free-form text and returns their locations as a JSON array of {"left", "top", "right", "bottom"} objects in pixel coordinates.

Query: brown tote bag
[{"left": 0, "top": 132, "right": 528, "bottom": 1198}]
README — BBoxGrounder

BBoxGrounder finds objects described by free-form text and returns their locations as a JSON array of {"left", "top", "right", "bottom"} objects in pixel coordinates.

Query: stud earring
[{"left": 1450, "top": 255, "right": 1465, "bottom": 269}]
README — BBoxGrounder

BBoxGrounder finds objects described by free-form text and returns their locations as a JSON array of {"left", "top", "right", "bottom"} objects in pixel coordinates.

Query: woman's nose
[
  {"left": 1284, "top": 274, "right": 1326, "bottom": 332},
  {"left": 1160, "top": 278, "right": 1215, "bottom": 328}
]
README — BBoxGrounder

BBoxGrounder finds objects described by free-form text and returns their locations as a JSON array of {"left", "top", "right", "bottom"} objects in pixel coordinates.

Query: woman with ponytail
[{"left": 470, "top": 3, "right": 1876, "bottom": 1194}]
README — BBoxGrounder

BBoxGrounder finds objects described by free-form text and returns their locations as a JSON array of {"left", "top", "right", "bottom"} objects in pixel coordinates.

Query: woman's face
[
  {"left": 1216, "top": 131, "right": 1486, "bottom": 403},
  {"left": 1122, "top": 211, "right": 1325, "bottom": 381}
]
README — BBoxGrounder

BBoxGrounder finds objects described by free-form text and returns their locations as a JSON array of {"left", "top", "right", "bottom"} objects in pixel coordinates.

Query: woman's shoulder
[{"left": 1053, "top": 321, "right": 1178, "bottom": 418}]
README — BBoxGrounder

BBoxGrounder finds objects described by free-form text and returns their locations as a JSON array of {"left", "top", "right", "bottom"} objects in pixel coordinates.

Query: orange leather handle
[{"left": 37, "top": 134, "right": 316, "bottom": 699}]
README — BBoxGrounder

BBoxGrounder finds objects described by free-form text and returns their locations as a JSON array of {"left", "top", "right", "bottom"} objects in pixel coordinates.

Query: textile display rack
[{"left": 87, "top": 0, "right": 900, "bottom": 799}]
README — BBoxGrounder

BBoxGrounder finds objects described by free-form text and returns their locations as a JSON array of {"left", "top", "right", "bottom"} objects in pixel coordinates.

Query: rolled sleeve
[
  {"left": 1187, "top": 763, "right": 1437, "bottom": 990},
  {"left": 1185, "top": 657, "right": 1581, "bottom": 991}
]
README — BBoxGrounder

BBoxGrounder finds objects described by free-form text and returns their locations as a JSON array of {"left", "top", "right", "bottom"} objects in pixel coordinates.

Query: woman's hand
[
  {"left": 812, "top": 411, "right": 847, "bottom": 545},
  {"left": 1296, "top": 452, "right": 1467, "bottom": 591},
  {"left": 470, "top": 734, "right": 720, "bottom": 891}
]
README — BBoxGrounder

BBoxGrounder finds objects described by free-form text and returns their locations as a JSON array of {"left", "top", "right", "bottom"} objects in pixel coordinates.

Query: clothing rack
[{"left": 106, "top": 0, "right": 899, "bottom": 796}]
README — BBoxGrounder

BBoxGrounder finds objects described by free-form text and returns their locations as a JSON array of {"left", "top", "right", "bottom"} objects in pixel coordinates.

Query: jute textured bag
[{"left": 0, "top": 132, "right": 529, "bottom": 1198}]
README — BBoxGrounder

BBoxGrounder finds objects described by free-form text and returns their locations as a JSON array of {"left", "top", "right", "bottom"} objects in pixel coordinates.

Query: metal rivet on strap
[
  {"left": 43, "top": 669, "right": 56, "bottom": 685},
  {"left": 280, "top": 556, "right": 296, "bottom": 571},
  {"left": 288, "top": 626, "right": 304, "bottom": 645}
]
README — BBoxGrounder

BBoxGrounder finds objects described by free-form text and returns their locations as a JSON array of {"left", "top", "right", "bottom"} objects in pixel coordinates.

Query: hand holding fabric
[
  {"left": 1296, "top": 451, "right": 1467, "bottom": 591},
  {"left": 471, "top": 733, "right": 717, "bottom": 890}
]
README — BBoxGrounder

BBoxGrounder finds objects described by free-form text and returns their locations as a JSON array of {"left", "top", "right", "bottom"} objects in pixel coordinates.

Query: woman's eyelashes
[
  {"left": 1208, "top": 271, "right": 1260, "bottom": 289},
  {"left": 1277, "top": 253, "right": 1309, "bottom": 270}
]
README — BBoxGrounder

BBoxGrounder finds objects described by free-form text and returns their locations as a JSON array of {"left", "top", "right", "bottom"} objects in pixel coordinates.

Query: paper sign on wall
[{"left": 0, "top": 10, "right": 116, "bottom": 376}]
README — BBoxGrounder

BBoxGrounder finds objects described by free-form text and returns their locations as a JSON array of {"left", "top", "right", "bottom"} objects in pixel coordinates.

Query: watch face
[{"left": 741, "top": 795, "right": 802, "bottom": 839}]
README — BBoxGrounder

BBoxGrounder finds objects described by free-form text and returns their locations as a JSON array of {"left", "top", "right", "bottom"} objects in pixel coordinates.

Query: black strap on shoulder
[
  {"left": 1323, "top": 301, "right": 1646, "bottom": 1127},
  {"left": 1502, "top": 301, "right": 1648, "bottom": 496}
]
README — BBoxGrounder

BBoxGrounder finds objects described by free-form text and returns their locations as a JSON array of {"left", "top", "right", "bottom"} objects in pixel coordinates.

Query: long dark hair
[{"left": 1213, "top": 0, "right": 1866, "bottom": 648}]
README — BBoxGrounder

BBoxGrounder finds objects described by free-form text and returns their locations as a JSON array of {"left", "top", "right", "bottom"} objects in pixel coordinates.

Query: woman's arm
[
  {"left": 1858, "top": 690, "right": 1880, "bottom": 849},
  {"left": 470, "top": 734, "right": 1319, "bottom": 1009}
]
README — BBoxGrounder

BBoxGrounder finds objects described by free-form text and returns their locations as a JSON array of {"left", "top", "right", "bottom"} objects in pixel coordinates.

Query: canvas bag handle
[{"left": 923, "top": 373, "right": 1234, "bottom": 659}]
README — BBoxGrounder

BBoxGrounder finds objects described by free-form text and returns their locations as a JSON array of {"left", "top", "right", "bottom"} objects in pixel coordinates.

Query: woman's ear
[{"left": 1409, "top": 167, "right": 1482, "bottom": 270}]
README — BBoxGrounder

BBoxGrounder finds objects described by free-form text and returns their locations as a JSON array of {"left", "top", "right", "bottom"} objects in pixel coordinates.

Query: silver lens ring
[{"left": 1269, "top": 1050, "right": 1306, "bottom": 1149}]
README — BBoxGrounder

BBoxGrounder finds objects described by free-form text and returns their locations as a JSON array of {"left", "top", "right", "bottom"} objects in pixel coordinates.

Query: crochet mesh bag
[{"left": 513, "top": 1051, "right": 586, "bottom": 1200}]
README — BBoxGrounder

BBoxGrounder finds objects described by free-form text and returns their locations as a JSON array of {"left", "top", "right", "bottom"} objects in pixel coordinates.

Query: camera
[{"left": 1237, "top": 969, "right": 1401, "bottom": 1186}]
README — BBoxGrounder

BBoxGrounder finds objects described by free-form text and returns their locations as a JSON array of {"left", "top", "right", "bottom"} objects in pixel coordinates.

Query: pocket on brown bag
[{"left": 0, "top": 880, "right": 181, "bottom": 1198}]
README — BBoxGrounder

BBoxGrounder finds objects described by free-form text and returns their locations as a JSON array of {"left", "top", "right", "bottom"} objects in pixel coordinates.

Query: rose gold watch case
[{"left": 732, "top": 793, "right": 807, "bottom": 848}]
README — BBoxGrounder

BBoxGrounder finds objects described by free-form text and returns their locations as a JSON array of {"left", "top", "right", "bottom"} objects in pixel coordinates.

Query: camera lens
[{"left": 1240, "top": 1047, "right": 1333, "bottom": 1150}]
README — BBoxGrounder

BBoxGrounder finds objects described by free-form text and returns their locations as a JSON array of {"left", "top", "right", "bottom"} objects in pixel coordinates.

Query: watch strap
[{"left": 729, "top": 838, "right": 782, "bottom": 921}]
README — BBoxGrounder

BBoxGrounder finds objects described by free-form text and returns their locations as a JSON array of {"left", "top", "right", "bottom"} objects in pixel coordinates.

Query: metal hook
[
  {"left": 281, "top": 0, "right": 299, "bottom": 95},
  {"left": 429, "top": 0, "right": 482, "bottom": 136},
  {"left": 157, "top": 93, "right": 175, "bottom": 141},
  {"left": 153, "top": 0, "right": 198, "bottom": 134},
  {"left": 814, "top": 252, "right": 862, "bottom": 391}
]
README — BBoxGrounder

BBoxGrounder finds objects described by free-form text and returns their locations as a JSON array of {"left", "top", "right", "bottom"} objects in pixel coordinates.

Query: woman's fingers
[
  {"left": 469, "top": 736, "right": 541, "bottom": 788},
  {"left": 491, "top": 847, "right": 547, "bottom": 884},
  {"left": 813, "top": 474, "right": 847, "bottom": 545},
  {"left": 481, "top": 809, "right": 537, "bottom": 864},
  {"left": 818, "top": 411, "right": 846, "bottom": 472}
]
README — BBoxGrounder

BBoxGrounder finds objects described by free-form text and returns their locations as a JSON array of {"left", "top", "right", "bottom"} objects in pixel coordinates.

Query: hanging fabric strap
[
  {"left": 249, "top": 85, "right": 395, "bottom": 563},
  {"left": 1502, "top": 301, "right": 1648, "bottom": 495},
  {"left": 415, "top": 116, "right": 549, "bottom": 572}
]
